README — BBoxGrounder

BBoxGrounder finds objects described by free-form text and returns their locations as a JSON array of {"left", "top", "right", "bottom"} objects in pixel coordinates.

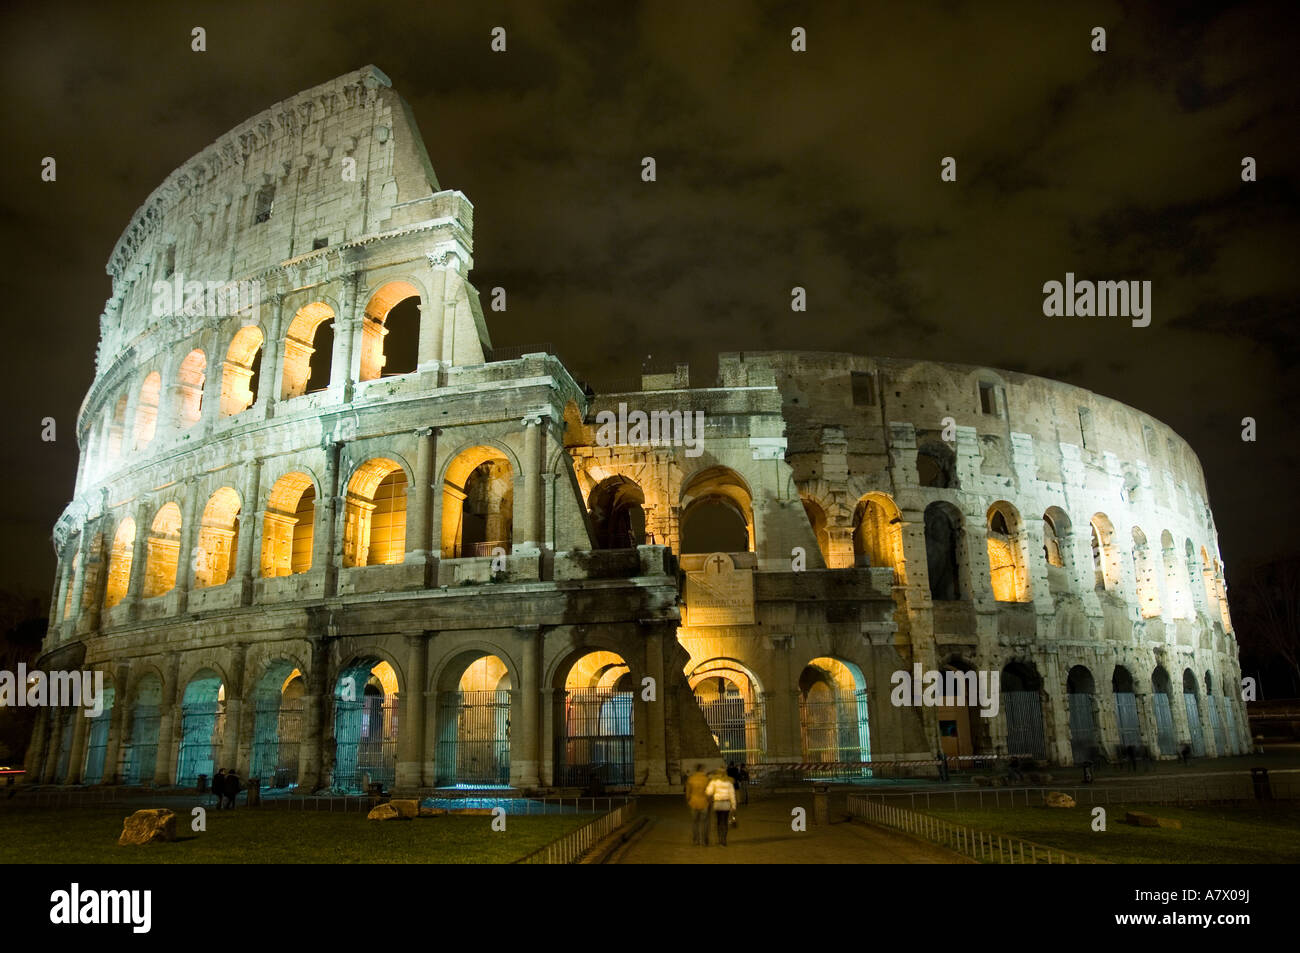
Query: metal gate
[
  {"left": 1208, "top": 696, "right": 1227, "bottom": 755},
  {"left": 1067, "top": 693, "right": 1098, "bottom": 763},
  {"left": 124, "top": 705, "right": 160, "bottom": 785},
  {"left": 82, "top": 709, "right": 113, "bottom": 784},
  {"left": 564, "top": 689, "right": 634, "bottom": 786},
  {"left": 1153, "top": 693, "right": 1176, "bottom": 755},
  {"left": 176, "top": 701, "right": 225, "bottom": 786},
  {"left": 250, "top": 698, "right": 304, "bottom": 788},
  {"left": 1114, "top": 692, "right": 1142, "bottom": 750},
  {"left": 1184, "top": 693, "right": 1206, "bottom": 756},
  {"left": 1222, "top": 698, "right": 1239, "bottom": 755},
  {"left": 1003, "top": 691, "right": 1047, "bottom": 760},
  {"left": 799, "top": 690, "right": 870, "bottom": 771},
  {"left": 334, "top": 696, "right": 398, "bottom": 791},
  {"left": 696, "top": 694, "right": 766, "bottom": 765},
  {"left": 436, "top": 690, "right": 511, "bottom": 785}
]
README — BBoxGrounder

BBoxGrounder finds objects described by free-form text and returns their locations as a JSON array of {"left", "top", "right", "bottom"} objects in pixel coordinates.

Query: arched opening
[
  {"left": 937, "top": 656, "right": 985, "bottom": 761},
  {"left": 689, "top": 660, "right": 766, "bottom": 766},
  {"left": 107, "top": 393, "right": 128, "bottom": 464},
  {"left": 103, "top": 517, "right": 136, "bottom": 609},
  {"left": 280, "top": 302, "right": 335, "bottom": 399},
  {"left": 143, "top": 503, "right": 181, "bottom": 598},
  {"left": 249, "top": 663, "right": 305, "bottom": 789},
  {"left": 1205, "top": 670, "right": 1229, "bottom": 755},
  {"left": 1043, "top": 507, "right": 1073, "bottom": 595},
  {"left": 1090, "top": 514, "right": 1119, "bottom": 592},
  {"left": 1112, "top": 665, "right": 1143, "bottom": 753},
  {"left": 1200, "top": 546, "right": 1220, "bottom": 620},
  {"left": 81, "top": 680, "right": 116, "bottom": 784},
  {"left": 916, "top": 440, "right": 957, "bottom": 488},
  {"left": 588, "top": 475, "right": 646, "bottom": 549},
  {"left": 442, "top": 447, "right": 512, "bottom": 558},
  {"left": 177, "top": 349, "right": 206, "bottom": 429},
  {"left": 924, "top": 501, "right": 964, "bottom": 600},
  {"left": 1000, "top": 662, "right": 1046, "bottom": 760},
  {"left": 261, "top": 473, "right": 315, "bottom": 576},
  {"left": 798, "top": 657, "right": 870, "bottom": 776},
  {"left": 1132, "top": 527, "right": 1161, "bottom": 618},
  {"left": 344, "top": 459, "right": 407, "bottom": 567},
  {"left": 436, "top": 654, "right": 512, "bottom": 787},
  {"left": 680, "top": 467, "right": 753, "bottom": 554},
  {"left": 123, "top": 673, "right": 162, "bottom": 785},
  {"left": 1184, "top": 540, "right": 1203, "bottom": 614},
  {"left": 176, "top": 670, "right": 225, "bottom": 787},
  {"left": 1182, "top": 669, "right": 1206, "bottom": 756},
  {"left": 987, "top": 502, "right": 1030, "bottom": 601},
  {"left": 1066, "top": 665, "right": 1100, "bottom": 764},
  {"left": 194, "top": 487, "right": 240, "bottom": 588},
  {"left": 333, "top": 659, "right": 399, "bottom": 792},
  {"left": 134, "top": 372, "right": 161, "bottom": 450},
  {"left": 359, "top": 281, "right": 421, "bottom": 381},
  {"left": 801, "top": 497, "right": 831, "bottom": 566},
  {"left": 62, "top": 552, "right": 80, "bottom": 619},
  {"left": 853, "top": 493, "right": 904, "bottom": 579},
  {"left": 220, "top": 325, "right": 264, "bottom": 417},
  {"left": 561, "top": 651, "right": 634, "bottom": 787},
  {"left": 1151, "top": 667, "right": 1176, "bottom": 755}
]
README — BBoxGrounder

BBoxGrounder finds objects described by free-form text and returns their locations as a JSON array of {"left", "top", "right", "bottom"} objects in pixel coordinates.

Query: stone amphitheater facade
[{"left": 27, "top": 66, "right": 1248, "bottom": 795}]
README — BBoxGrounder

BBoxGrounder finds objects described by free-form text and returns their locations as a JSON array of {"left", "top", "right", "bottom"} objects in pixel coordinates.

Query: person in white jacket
[{"left": 704, "top": 769, "right": 737, "bottom": 846}]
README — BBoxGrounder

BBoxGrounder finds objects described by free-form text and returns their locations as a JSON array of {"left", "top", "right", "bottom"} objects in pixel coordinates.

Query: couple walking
[{"left": 685, "top": 764, "right": 738, "bottom": 846}]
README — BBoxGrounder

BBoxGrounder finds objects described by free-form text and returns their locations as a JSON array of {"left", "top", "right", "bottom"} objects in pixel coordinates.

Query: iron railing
[{"left": 516, "top": 798, "right": 638, "bottom": 864}]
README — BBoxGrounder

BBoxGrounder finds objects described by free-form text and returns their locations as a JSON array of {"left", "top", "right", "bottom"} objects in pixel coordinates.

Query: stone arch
[
  {"left": 143, "top": 502, "right": 182, "bottom": 598},
  {"left": 281, "top": 301, "right": 335, "bottom": 399},
  {"left": 261, "top": 471, "right": 317, "bottom": 576},
  {"left": 1000, "top": 660, "right": 1047, "bottom": 760},
  {"left": 359, "top": 280, "right": 422, "bottom": 381},
  {"left": 916, "top": 440, "right": 957, "bottom": 488},
  {"left": 588, "top": 474, "right": 646, "bottom": 549},
  {"left": 1132, "top": 526, "right": 1162, "bottom": 618},
  {"left": 332, "top": 657, "right": 401, "bottom": 792},
  {"left": 1182, "top": 667, "right": 1206, "bottom": 756},
  {"left": 123, "top": 669, "right": 164, "bottom": 785},
  {"left": 133, "top": 371, "right": 162, "bottom": 450},
  {"left": 1184, "top": 539, "right": 1204, "bottom": 614},
  {"left": 176, "top": 667, "right": 226, "bottom": 786},
  {"left": 343, "top": 458, "right": 408, "bottom": 567},
  {"left": 1151, "top": 665, "right": 1177, "bottom": 754},
  {"left": 853, "top": 492, "right": 905, "bottom": 581},
  {"left": 688, "top": 657, "right": 767, "bottom": 765},
  {"left": 1042, "top": 506, "right": 1074, "bottom": 594},
  {"left": 433, "top": 649, "right": 517, "bottom": 787},
  {"left": 103, "top": 516, "right": 136, "bottom": 609},
  {"left": 195, "top": 487, "right": 241, "bottom": 588},
  {"left": 556, "top": 649, "right": 635, "bottom": 787},
  {"left": 798, "top": 657, "right": 870, "bottom": 771},
  {"left": 680, "top": 466, "right": 753, "bottom": 554},
  {"left": 441, "top": 445, "right": 514, "bottom": 558},
  {"left": 1066, "top": 664, "right": 1101, "bottom": 764},
  {"left": 220, "top": 324, "right": 265, "bottom": 417},
  {"left": 81, "top": 672, "right": 117, "bottom": 784},
  {"left": 1089, "top": 513, "right": 1120, "bottom": 592},
  {"left": 986, "top": 501, "right": 1030, "bottom": 602},
  {"left": 177, "top": 348, "right": 206, "bottom": 429},
  {"left": 1161, "top": 530, "right": 1189, "bottom": 618},
  {"left": 249, "top": 659, "right": 306, "bottom": 788},
  {"left": 924, "top": 501, "right": 965, "bottom": 600},
  {"left": 1112, "top": 664, "right": 1143, "bottom": 751}
]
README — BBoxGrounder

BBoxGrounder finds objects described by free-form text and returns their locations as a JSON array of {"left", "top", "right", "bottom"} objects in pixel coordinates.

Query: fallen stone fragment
[{"left": 118, "top": 808, "right": 177, "bottom": 845}]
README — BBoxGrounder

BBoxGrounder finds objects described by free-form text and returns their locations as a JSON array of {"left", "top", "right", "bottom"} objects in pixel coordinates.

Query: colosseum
[{"left": 26, "top": 65, "right": 1249, "bottom": 795}]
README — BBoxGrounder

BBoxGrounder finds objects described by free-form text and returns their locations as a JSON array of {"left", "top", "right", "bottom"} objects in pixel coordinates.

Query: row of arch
[{"left": 85, "top": 281, "right": 425, "bottom": 481}]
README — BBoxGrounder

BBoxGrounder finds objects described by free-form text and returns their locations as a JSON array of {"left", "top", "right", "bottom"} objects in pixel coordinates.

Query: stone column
[
  {"left": 235, "top": 459, "right": 262, "bottom": 604},
  {"left": 512, "top": 626, "right": 543, "bottom": 789},
  {"left": 81, "top": 517, "right": 113, "bottom": 635},
  {"left": 329, "top": 272, "right": 361, "bottom": 402},
  {"left": 540, "top": 687, "right": 558, "bottom": 787},
  {"left": 406, "top": 427, "right": 436, "bottom": 581},
  {"left": 297, "top": 635, "right": 331, "bottom": 792},
  {"left": 418, "top": 257, "right": 450, "bottom": 366},
  {"left": 200, "top": 326, "right": 225, "bottom": 438},
  {"left": 175, "top": 480, "right": 203, "bottom": 613},
  {"left": 258, "top": 293, "right": 286, "bottom": 416},
  {"left": 222, "top": 643, "right": 247, "bottom": 775},
  {"left": 67, "top": 532, "right": 92, "bottom": 630},
  {"left": 520, "top": 415, "right": 545, "bottom": 550},
  {"left": 318, "top": 441, "right": 343, "bottom": 596},
  {"left": 66, "top": 703, "right": 92, "bottom": 784},
  {"left": 104, "top": 663, "right": 130, "bottom": 783},
  {"left": 120, "top": 501, "right": 151, "bottom": 619},
  {"left": 395, "top": 633, "right": 428, "bottom": 791},
  {"left": 154, "top": 657, "right": 181, "bottom": 786},
  {"left": 50, "top": 546, "right": 72, "bottom": 641}
]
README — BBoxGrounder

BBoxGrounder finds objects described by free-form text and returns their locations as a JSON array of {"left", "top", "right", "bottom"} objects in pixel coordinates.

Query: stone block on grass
[{"left": 118, "top": 809, "right": 177, "bottom": 845}]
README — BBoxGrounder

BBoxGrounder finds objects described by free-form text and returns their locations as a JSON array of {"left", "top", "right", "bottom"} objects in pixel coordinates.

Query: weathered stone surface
[
  {"left": 366, "top": 803, "right": 401, "bottom": 821},
  {"left": 118, "top": 809, "right": 177, "bottom": 845},
  {"left": 390, "top": 798, "right": 419, "bottom": 819},
  {"left": 418, "top": 804, "right": 448, "bottom": 817},
  {"left": 1044, "top": 791, "right": 1075, "bottom": 808}
]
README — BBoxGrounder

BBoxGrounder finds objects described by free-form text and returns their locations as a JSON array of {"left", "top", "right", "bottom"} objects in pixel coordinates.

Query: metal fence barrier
[
  {"left": 847, "top": 794, "right": 1103, "bottom": 865},
  {"left": 516, "top": 798, "right": 638, "bottom": 864}
]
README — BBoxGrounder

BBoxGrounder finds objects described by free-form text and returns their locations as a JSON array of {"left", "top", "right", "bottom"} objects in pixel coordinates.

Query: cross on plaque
[{"left": 705, "top": 553, "right": 729, "bottom": 574}]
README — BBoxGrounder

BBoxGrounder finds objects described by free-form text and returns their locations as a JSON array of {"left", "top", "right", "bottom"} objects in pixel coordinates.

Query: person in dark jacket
[
  {"left": 224, "top": 769, "right": 241, "bottom": 809},
  {"left": 212, "top": 768, "right": 226, "bottom": 809}
]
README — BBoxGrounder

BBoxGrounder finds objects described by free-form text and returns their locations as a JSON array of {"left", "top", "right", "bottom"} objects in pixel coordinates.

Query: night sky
[{"left": 1, "top": 0, "right": 1296, "bottom": 608}]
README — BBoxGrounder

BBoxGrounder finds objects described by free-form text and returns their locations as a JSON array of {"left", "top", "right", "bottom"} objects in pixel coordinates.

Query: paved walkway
[{"left": 614, "top": 794, "right": 969, "bottom": 864}]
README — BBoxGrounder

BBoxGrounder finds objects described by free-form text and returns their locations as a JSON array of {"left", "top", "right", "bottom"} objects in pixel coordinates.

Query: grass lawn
[
  {"left": 924, "top": 803, "right": 1300, "bottom": 864},
  {"left": 0, "top": 805, "right": 591, "bottom": 864}
]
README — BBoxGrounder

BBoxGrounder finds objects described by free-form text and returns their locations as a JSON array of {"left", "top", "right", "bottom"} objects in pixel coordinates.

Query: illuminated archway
[
  {"left": 344, "top": 459, "right": 407, "bottom": 567},
  {"left": 176, "top": 670, "right": 225, "bottom": 787},
  {"left": 177, "top": 349, "right": 206, "bottom": 429},
  {"left": 249, "top": 662, "right": 305, "bottom": 788},
  {"left": 986, "top": 501, "right": 1030, "bottom": 601},
  {"left": 103, "top": 517, "right": 136, "bottom": 609},
  {"left": 220, "top": 325, "right": 264, "bottom": 417},
  {"left": 359, "top": 281, "right": 421, "bottom": 381},
  {"left": 280, "top": 302, "right": 334, "bottom": 399},
  {"left": 134, "top": 372, "right": 161, "bottom": 450},
  {"left": 435, "top": 653, "right": 512, "bottom": 786},
  {"left": 680, "top": 467, "right": 753, "bottom": 554},
  {"left": 561, "top": 650, "right": 634, "bottom": 786},
  {"left": 81, "top": 679, "right": 116, "bottom": 785},
  {"left": 1000, "top": 661, "right": 1046, "bottom": 760},
  {"left": 143, "top": 503, "right": 181, "bottom": 598},
  {"left": 333, "top": 659, "right": 399, "bottom": 792},
  {"left": 853, "top": 492, "right": 904, "bottom": 579},
  {"left": 194, "top": 487, "right": 240, "bottom": 588},
  {"left": 442, "top": 446, "right": 513, "bottom": 558},
  {"left": 123, "top": 673, "right": 162, "bottom": 785},
  {"left": 689, "top": 659, "right": 766, "bottom": 765},
  {"left": 798, "top": 657, "right": 870, "bottom": 775},
  {"left": 588, "top": 475, "right": 646, "bottom": 549},
  {"left": 261, "top": 472, "right": 315, "bottom": 576}
]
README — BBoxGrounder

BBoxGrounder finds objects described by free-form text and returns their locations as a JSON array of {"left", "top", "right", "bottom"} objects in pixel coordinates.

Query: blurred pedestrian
[
  {"left": 705, "top": 769, "right": 737, "bottom": 846},
  {"left": 738, "top": 763, "right": 750, "bottom": 805},
  {"left": 212, "top": 767, "right": 226, "bottom": 809},
  {"left": 224, "top": 769, "right": 241, "bottom": 809},
  {"left": 685, "top": 764, "right": 711, "bottom": 846}
]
